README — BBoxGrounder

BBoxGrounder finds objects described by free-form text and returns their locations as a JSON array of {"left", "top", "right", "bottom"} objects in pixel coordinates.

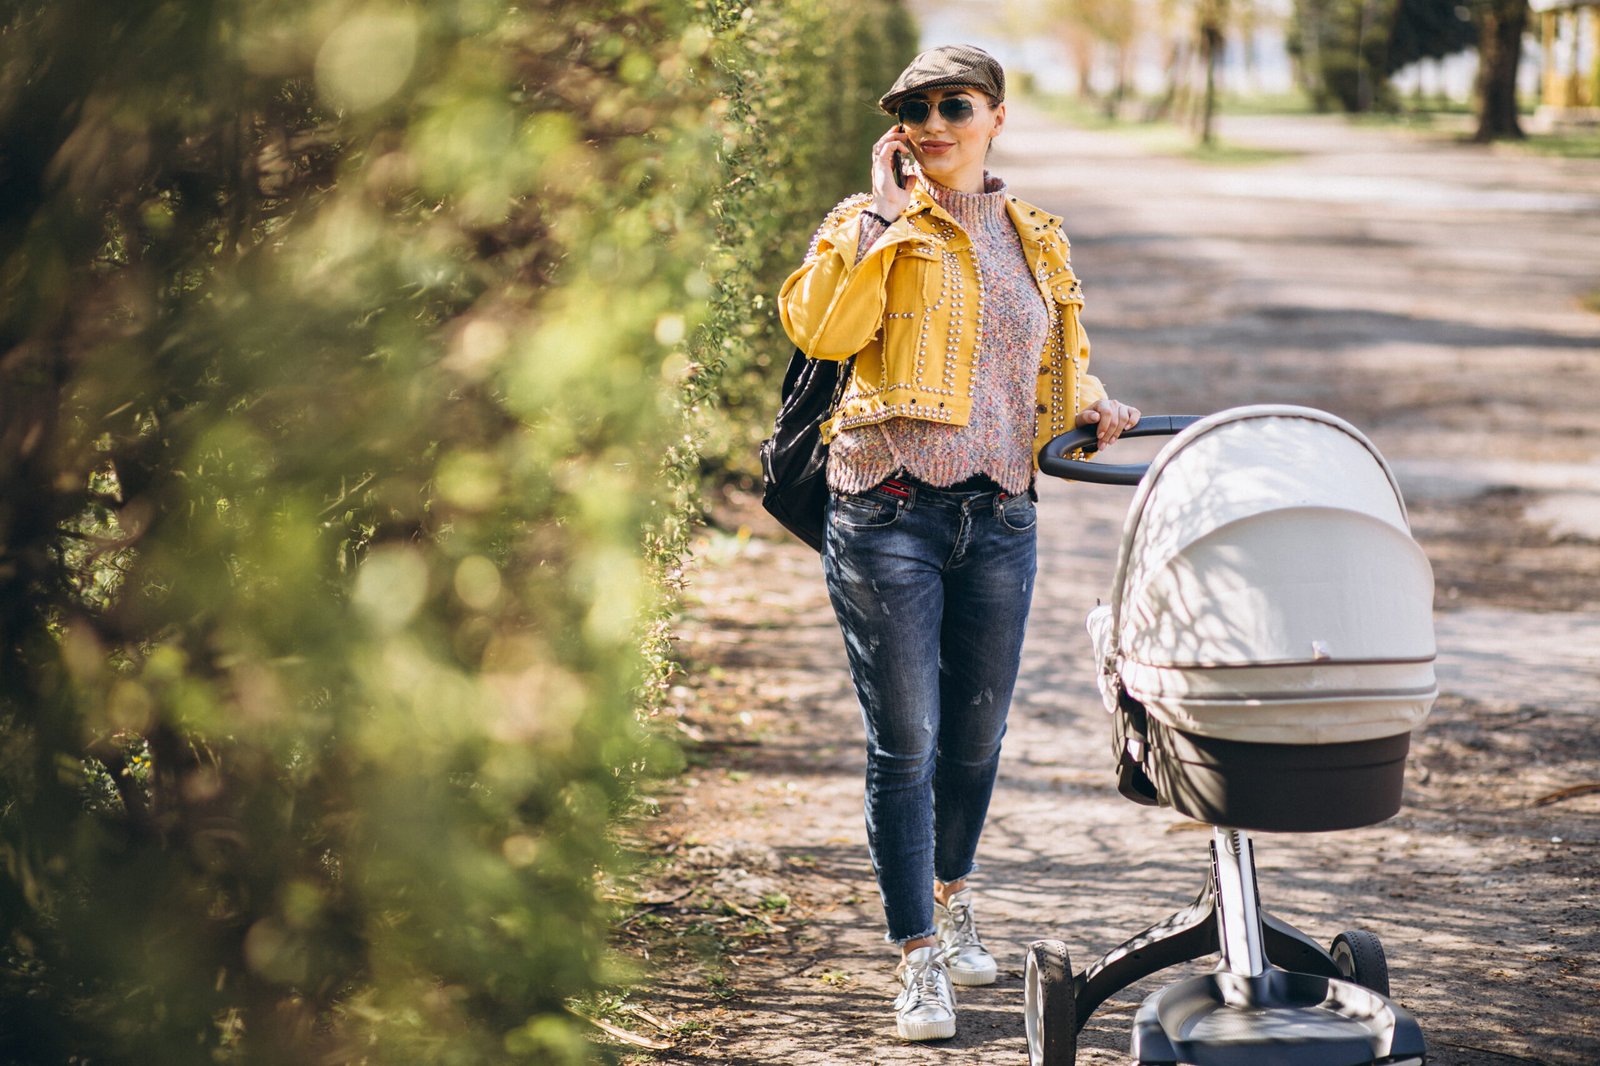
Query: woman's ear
[{"left": 991, "top": 101, "right": 1006, "bottom": 138}]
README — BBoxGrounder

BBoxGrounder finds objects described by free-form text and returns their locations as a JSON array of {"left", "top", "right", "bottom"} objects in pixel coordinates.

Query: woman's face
[{"left": 898, "top": 86, "right": 1004, "bottom": 187}]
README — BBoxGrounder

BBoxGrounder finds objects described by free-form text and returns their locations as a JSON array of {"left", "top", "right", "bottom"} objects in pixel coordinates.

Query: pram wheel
[
  {"left": 1024, "top": 939, "right": 1077, "bottom": 1066},
  {"left": 1331, "top": 929, "right": 1391, "bottom": 996}
]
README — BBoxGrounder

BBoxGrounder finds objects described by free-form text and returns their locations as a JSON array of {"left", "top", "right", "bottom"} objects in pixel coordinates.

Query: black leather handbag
[{"left": 758, "top": 347, "right": 852, "bottom": 552}]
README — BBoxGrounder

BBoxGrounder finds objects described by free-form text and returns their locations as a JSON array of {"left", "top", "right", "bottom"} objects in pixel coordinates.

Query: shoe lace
[
  {"left": 894, "top": 949, "right": 953, "bottom": 1011},
  {"left": 943, "top": 899, "right": 981, "bottom": 950}
]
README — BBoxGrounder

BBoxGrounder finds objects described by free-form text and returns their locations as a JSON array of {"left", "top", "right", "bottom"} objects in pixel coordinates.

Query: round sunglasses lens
[{"left": 898, "top": 100, "right": 932, "bottom": 125}]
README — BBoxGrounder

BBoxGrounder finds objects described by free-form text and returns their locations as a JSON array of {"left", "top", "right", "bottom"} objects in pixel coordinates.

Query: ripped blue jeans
[{"left": 822, "top": 479, "right": 1037, "bottom": 944}]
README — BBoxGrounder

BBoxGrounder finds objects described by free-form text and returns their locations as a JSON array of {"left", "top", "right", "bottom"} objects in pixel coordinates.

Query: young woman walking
[{"left": 778, "top": 44, "right": 1140, "bottom": 1041}]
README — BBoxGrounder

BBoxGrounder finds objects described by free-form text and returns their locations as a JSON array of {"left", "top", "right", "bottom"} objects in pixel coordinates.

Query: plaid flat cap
[{"left": 879, "top": 44, "right": 1005, "bottom": 116}]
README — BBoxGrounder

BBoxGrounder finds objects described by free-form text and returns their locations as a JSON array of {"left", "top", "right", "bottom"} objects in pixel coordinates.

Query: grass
[
  {"left": 1215, "top": 90, "right": 1319, "bottom": 116},
  {"left": 1347, "top": 109, "right": 1473, "bottom": 131},
  {"left": 1033, "top": 88, "right": 1600, "bottom": 160},
  {"left": 1035, "top": 91, "right": 1125, "bottom": 130},
  {"left": 1508, "top": 130, "right": 1600, "bottom": 159},
  {"left": 1182, "top": 140, "right": 1302, "bottom": 165},
  {"left": 1330, "top": 96, "right": 1600, "bottom": 157},
  {"left": 1030, "top": 90, "right": 1302, "bottom": 165},
  {"left": 1580, "top": 290, "right": 1600, "bottom": 315}
]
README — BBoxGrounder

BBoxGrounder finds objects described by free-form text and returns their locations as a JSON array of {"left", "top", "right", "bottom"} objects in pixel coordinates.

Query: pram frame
[
  {"left": 1070, "top": 827, "right": 1342, "bottom": 1030},
  {"left": 1031, "top": 410, "right": 1433, "bottom": 1066}
]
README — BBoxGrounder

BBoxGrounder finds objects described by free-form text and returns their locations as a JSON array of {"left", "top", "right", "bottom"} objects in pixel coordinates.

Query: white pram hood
[{"left": 1090, "top": 406, "right": 1437, "bottom": 745}]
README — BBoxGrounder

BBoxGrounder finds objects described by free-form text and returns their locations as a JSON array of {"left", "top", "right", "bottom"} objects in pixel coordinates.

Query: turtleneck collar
[{"left": 923, "top": 172, "right": 1009, "bottom": 232}]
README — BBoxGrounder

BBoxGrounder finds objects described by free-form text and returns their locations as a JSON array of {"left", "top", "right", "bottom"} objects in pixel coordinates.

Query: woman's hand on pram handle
[
  {"left": 1075, "top": 399, "right": 1142, "bottom": 449},
  {"left": 1038, "top": 414, "right": 1204, "bottom": 485}
]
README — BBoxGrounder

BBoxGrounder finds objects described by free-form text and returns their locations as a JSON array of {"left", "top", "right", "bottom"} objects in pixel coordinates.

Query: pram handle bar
[{"left": 1038, "top": 415, "right": 1203, "bottom": 484}]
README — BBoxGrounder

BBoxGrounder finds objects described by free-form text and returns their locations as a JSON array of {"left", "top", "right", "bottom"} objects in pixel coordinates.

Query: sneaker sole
[
  {"left": 897, "top": 1015, "right": 956, "bottom": 1041},
  {"left": 948, "top": 963, "right": 997, "bottom": 986}
]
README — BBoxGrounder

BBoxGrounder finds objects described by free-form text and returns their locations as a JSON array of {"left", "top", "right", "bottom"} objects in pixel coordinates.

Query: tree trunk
[
  {"left": 1474, "top": 0, "right": 1529, "bottom": 140},
  {"left": 1200, "top": 23, "right": 1223, "bottom": 145},
  {"left": 1149, "top": 39, "right": 1189, "bottom": 122}
]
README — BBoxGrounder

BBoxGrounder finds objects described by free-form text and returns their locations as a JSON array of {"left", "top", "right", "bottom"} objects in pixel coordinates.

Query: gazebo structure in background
[{"left": 1533, "top": 0, "right": 1600, "bottom": 129}]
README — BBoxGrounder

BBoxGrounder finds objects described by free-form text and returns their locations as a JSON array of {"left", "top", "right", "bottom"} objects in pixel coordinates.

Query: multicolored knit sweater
[{"left": 826, "top": 174, "right": 1049, "bottom": 496}]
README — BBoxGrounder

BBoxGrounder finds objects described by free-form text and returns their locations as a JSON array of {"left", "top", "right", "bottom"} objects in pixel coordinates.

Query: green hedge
[
  {"left": 0, "top": 3, "right": 707, "bottom": 1063},
  {"left": 0, "top": 1, "right": 916, "bottom": 1062},
  {"left": 689, "top": 0, "right": 919, "bottom": 485}
]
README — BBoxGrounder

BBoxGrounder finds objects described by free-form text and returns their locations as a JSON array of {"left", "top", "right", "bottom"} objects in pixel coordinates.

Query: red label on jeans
[{"left": 879, "top": 478, "right": 910, "bottom": 498}]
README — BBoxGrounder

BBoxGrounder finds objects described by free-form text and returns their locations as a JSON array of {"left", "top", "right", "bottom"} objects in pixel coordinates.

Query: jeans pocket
[
  {"left": 996, "top": 494, "right": 1037, "bottom": 533},
  {"left": 833, "top": 490, "right": 901, "bottom": 531}
]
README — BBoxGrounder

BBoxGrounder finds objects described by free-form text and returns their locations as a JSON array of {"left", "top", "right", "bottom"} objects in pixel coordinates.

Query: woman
[{"left": 778, "top": 44, "right": 1139, "bottom": 1041}]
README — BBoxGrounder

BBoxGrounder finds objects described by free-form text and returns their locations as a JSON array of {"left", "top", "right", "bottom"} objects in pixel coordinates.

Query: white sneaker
[
  {"left": 935, "top": 888, "right": 998, "bottom": 986},
  {"left": 893, "top": 945, "right": 956, "bottom": 1040}
]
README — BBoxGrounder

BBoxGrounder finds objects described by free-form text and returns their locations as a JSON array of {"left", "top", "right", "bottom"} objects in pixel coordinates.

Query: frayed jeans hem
[
  {"left": 887, "top": 926, "right": 940, "bottom": 947},
  {"left": 936, "top": 864, "right": 979, "bottom": 886}
]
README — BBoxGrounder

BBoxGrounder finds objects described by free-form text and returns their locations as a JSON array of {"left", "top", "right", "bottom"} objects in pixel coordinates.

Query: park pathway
[{"left": 645, "top": 105, "right": 1600, "bottom": 1065}]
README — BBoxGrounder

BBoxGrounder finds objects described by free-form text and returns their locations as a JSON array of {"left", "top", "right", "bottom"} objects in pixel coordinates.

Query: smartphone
[{"left": 892, "top": 124, "right": 908, "bottom": 189}]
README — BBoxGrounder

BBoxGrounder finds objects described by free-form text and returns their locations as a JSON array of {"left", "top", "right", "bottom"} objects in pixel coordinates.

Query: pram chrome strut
[{"left": 1029, "top": 827, "right": 1424, "bottom": 1065}]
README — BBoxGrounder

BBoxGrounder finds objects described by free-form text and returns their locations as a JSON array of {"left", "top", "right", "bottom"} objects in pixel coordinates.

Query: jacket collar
[
  {"left": 905, "top": 183, "right": 956, "bottom": 226},
  {"left": 1003, "top": 194, "right": 1062, "bottom": 243}
]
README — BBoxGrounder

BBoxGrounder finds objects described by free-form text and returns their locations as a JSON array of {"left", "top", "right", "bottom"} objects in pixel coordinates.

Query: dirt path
[{"left": 619, "top": 109, "right": 1600, "bottom": 1066}]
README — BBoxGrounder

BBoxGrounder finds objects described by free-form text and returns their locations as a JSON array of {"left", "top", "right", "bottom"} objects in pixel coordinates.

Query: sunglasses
[{"left": 895, "top": 96, "right": 977, "bottom": 128}]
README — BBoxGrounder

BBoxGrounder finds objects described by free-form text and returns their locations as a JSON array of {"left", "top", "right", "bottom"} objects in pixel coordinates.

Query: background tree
[
  {"left": 1469, "top": 0, "right": 1531, "bottom": 139},
  {"left": 1289, "top": 0, "right": 1404, "bottom": 111},
  {"left": 1042, "top": 0, "right": 1146, "bottom": 114},
  {"left": 1196, "top": 0, "right": 1232, "bottom": 141},
  {"left": 1290, "top": 0, "right": 1482, "bottom": 112},
  {"left": 1388, "top": 0, "right": 1479, "bottom": 74}
]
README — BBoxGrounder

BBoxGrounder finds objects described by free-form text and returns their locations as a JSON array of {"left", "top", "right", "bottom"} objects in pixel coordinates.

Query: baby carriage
[{"left": 1027, "top": 406, "right": 1437, "bottom": 1066}]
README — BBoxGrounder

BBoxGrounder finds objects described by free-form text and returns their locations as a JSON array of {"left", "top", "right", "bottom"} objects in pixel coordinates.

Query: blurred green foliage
[
  {"left": 0, "top": 0, "right": 918, "bottom": 1061},
  {"left": 1386, "top": 0, "right": 1478, "bottom": 75},
  {"left": 1288, "top": 0, "right": 1476, "bottom": 113},
  {"left": 688, "top": 0, "right": 919, "bottom": 484},
  {"left": 1289, "top": 0, "right": 1402, "bottom": 112}
]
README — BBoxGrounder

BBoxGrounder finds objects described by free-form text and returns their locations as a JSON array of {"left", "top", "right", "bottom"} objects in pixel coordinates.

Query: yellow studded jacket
[{"left": 777, "top": 186, "right": 1106, "bottom": 461}]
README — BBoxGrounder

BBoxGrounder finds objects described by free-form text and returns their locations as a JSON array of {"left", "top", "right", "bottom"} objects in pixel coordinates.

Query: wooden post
[
  {"left": 1589, "top": 3, "right": 1599, "bottom": 106},
  {"left": 1568, "top": 8, "right": 1584, "bottom": 104}
]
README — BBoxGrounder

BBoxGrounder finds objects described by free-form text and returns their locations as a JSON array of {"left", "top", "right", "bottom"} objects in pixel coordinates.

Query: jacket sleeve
[
  {"left": 1078, "top": 317, "right": 1107, "bottom": 410},
  {"left": 1079, "top": 371, "right": 1108, "bottom": 412},
  {"left": 778, "top": 197, "right": 901, "bottom": 362},
  {"left": 1070, "top": 316, "right": 1107, "bottom": 415},
  {"left": 1056, "top": 225, "right": 1108, "bottom": 412}
]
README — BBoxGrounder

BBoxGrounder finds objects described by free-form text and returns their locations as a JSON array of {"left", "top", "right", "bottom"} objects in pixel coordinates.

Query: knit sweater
[{"left": 826, "top": 175, "right": 1049, "bottom": 496}]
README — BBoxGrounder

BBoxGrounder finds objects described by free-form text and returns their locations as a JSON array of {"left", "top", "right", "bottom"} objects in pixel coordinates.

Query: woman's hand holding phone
[{"left": 869, "top": 125, "right": 914, "bottom": 222}]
